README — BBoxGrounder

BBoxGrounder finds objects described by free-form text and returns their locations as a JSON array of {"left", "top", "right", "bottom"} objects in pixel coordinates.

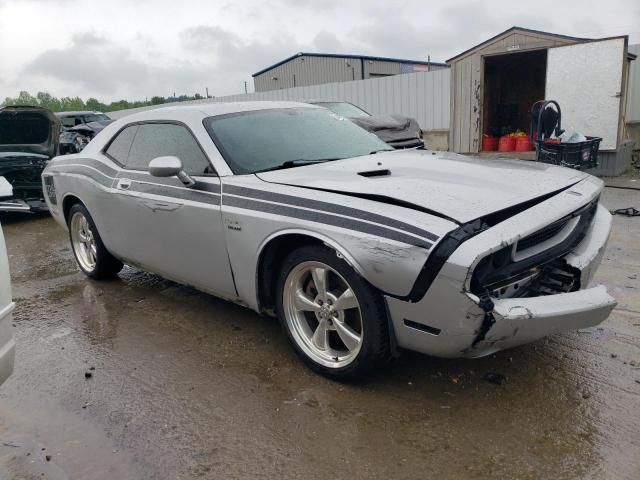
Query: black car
[
  {"left": 0, "top": 106, "right": 60, "bottom": 212},
  {"left": 56, "top": 111, "right": 112, "bottom": 155},
  {"left": 309, "top": 101, "right": 424, "bottom": 149}
]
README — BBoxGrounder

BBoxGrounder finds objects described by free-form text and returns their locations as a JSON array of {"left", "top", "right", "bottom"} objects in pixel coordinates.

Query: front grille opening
[
  {"left": 516, "top": 218, "right": 571, "bottom": 252},
  {"left": 485, "top": 260, "right": 580, "bottom": 299},
  {"left": 515, "top": 260, "right": 580, "bottom": 297},
  {"left": 470, "top": 199, "right": 597, "bottom": 298}
]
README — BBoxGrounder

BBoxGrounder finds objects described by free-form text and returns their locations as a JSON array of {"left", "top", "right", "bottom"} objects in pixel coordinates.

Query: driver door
[{"left": 108, "top": 121, "right": 237, "bottom": 299}]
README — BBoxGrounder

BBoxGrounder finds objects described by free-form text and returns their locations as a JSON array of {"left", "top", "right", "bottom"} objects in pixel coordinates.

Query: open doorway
[{"left": 482, "top": 49, "right": 547, "bottom": 148}]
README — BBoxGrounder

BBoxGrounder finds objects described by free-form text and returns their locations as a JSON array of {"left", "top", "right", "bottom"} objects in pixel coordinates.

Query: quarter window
[
  {"left": 125, "top": 123, "right": 211, "bottom": 175},
  {"left": 105, "top": 125, "right": 138, "bottom": 164}
]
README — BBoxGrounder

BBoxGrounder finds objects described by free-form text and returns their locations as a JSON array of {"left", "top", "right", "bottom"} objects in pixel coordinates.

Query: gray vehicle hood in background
[
  {"left": 66, "top": 120, "right": 113, "bottom": 136},
  {"left": 256, "top": 150, "right": 588, "bottom": 224},
  {"left": 0, "top": 106, "right": 60, "bottom": 158},
  {"left": 350, "top": 114, "right": 422, "bottom": 147}
]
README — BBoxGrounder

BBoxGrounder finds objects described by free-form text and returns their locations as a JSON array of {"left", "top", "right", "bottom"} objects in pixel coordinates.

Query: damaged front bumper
[
  {"left": 385, "top": 179, "right": 617, "bottom": 359},
  {"left": 467, "top": 285, "right": 615, "bottom": 356},
  {"left": 0, "top": 158, "right": 50, "bottom": 213},
  {"left": 0, "top": 198, "right": 48, "bottom": 212}
]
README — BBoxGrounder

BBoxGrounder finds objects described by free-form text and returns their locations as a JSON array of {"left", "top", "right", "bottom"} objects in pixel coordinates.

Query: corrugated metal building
[
  {"left": 253, "top": 52, "right": 448, "bottom": 92},
  {"left": 109, "top": 69, "right": 451, "bottom": 133},
  {"left": 447, "top": 26, "right": 636, "bottom": 175}
]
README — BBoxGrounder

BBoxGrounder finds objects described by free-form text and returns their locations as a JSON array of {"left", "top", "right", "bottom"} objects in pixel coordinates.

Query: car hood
[
  {"left": 66, "top": 120, "right": 112, "bottom": 135},
  {"left": 0, "top": 106, "right": 60, "bottom": 158},
  {"left": 256, "top": 150, "right": 588, "bottom": 224}
]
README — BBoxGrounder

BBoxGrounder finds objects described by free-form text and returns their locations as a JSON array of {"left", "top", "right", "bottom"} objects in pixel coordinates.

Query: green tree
[
  {"left": 2, "top": 91, "right": 38, "bottom": 106},
  {"left": 1, "top": 91, "right": 203, "bottom": 113},
  {"left": 86, "top": 97, "right": 107, "bottom": 111}
]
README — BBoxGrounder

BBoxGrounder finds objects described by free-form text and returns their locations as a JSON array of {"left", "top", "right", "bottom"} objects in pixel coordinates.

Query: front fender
[
  {"left": 256, "top": 228, "right": 369, "bottom": 282},
  {"left": 224, "top": 217, "right": 433, "bottom": 312}
]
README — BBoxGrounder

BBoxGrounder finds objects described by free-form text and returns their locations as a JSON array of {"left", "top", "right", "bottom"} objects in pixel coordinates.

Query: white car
[
  {"left": 0, "top": 223, "right": 15, "bottom": 386},
  {"left": 42, "top": 102, "right": 616, "bottom": 380}
]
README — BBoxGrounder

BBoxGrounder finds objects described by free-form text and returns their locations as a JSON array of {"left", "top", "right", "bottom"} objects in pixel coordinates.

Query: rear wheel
[
  {"left": 276, "top": 245, "right": 390, "bottom": 380},
  {"left": 68, "top": 203, "right": 123, "bottom": 279}
]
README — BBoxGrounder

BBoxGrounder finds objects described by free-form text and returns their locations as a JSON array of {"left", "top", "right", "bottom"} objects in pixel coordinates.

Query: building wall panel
[
  {"left": 110, "top": 69, "right": 451, "bottom": 131},
  {"left": 254, "top": 55, "right": 447, "bottom": 92},
  {"left": 627, "top": 44, "right": 640, "bottom": 123}
]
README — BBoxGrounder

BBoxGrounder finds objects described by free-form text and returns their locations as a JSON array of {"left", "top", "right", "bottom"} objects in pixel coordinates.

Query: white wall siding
[
  {"left": 109, "top": 69, "right": 451, "bottom": 130},
  {"left": 628, "top": 44, "right": 640, "bottom": 123}
]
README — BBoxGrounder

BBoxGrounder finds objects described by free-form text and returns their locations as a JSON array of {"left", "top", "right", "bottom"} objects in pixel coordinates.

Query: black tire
[
  {"left": 67, "top": 203, "right": 123, "bottom": 279},
  {"left": 276, "top": 245, "right": 390, "bottom": 381}
]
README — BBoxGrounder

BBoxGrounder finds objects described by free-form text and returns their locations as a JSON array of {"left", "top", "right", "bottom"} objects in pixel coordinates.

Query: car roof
[{"left": 118, "top": 101, "right": 322, "bottom": 123}]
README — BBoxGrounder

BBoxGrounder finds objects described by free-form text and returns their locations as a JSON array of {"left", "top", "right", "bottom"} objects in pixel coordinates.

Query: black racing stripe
[
  {"left": 131, "top": 182, "right": 220, "bottom": 205},
  {"left": 121, "top": 171, "right": 222, "bottom": 193},
  {"left": 55, "top": 165, "right": 221, "bottom": 204},
  {"left": 224, "top": 195, "right": 432, "bottom": 249},
  {"left": 224, "top": 184, "right": 439, "bottom": 242},
  {"left": 194, "top": 182, "right": 221, "bottom": 194},
  {"left": 56, "top": 166, "right": 114, "bottom": 188},
  {"left": 54, "top": 158, "right": 118, "bottom": 178}
]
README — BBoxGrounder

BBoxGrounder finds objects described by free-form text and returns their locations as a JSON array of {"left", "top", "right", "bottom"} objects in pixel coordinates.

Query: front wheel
[
  {"left": 276, "top": 245, "right": 390, "bottom": 380},
  {"left": 68, "top": 203, "right": 123, "bottom": 279}
]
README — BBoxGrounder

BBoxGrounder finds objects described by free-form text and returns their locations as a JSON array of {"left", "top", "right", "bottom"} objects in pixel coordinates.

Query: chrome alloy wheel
[
  {"left": 283, "top": 261, "right": 363, "bottom": 368},
  {"left": 70, "top": 211, "right": 97, "bottom": 272}
]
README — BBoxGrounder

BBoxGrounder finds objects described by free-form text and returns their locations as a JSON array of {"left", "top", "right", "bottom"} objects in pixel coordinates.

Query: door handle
[{"left": 117, "top": 178, "right": 132, "bottom": 190}]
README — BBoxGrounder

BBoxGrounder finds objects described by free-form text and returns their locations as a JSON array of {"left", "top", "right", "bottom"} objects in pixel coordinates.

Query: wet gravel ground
[{"left": 0, "top": 186, "right": 639, "bottom": 480}]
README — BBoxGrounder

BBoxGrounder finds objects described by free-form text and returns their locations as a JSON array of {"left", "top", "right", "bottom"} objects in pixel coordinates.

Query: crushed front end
[
  {"left": 0, "top": 106, "right": 60, "bottom": 212},
  {"left": 385, "top": 175, "right": 616, "bottom": 358},
  {"left": 0, "top": 154, "right": 50, "bottom": 212}
]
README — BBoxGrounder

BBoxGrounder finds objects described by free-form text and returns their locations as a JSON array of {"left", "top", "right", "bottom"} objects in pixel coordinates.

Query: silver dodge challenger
[{"left": 42, "top": 102, "right": 616, "bottom": 379}]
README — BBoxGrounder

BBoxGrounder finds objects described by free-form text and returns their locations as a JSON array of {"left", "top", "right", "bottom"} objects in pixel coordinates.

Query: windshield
[
  {"left": 204, "top": 108, "right": 392, "bottom": 174},
  {"left": 314, "top": 102, "right": 370, "bottom": 118}
]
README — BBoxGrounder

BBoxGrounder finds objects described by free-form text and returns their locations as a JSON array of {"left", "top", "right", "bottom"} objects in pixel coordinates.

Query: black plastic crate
[{"left": 534, "top": 136, "right": 602, "bottom": 170}]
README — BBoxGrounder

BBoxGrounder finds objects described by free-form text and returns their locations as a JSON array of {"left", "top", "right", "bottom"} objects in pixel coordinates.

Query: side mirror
[{"left": 148, "top": 156, "right": 195, "bottom": 187}]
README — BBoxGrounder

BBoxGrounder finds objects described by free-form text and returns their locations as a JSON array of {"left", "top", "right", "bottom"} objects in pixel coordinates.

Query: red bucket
[
  {"left": 482, "top": 136, "right": 498, "bottom": 151},
  {"left": 498, "top": 135, "right": 516, "bottom": 152},
  {"left": 514, "top": 136, "right": 533, "bottom": 151}
]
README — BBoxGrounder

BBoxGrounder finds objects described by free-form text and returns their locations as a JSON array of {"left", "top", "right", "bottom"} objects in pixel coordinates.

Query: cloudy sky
[{"left": 0, "top": 0, "right": 638, "bottom": 102}]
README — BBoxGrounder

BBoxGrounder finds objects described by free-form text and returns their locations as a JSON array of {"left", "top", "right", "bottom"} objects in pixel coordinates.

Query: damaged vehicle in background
[
  {"left": 0, "top": 105, "right": 60, "bottom": 212},
  {"left": 43, "top": 102, "right": 616, "bottom": 380},
  {"left": 57, "top": 111, "right": 112, "bottom": 155},
  {"left": 309, "top": 101, "right": 424, "bottom": 149}
]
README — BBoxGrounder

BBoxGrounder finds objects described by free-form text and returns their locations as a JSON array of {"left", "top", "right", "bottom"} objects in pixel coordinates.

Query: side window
[
  {"left": 126, "top": 123, "right": 212, "bottom": 175},
  {"left": 105, "top": 125, "right": 138, "bottom": 164}
]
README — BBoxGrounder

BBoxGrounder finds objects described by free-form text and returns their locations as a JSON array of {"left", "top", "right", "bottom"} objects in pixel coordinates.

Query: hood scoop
[{"left": 358, "top": 169, "right": 391, "bottom": 178}]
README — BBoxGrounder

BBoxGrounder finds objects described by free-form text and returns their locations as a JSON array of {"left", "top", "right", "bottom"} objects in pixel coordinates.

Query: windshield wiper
[{"left": 254, "top": 158, "right": 340, "bottom": 173}]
